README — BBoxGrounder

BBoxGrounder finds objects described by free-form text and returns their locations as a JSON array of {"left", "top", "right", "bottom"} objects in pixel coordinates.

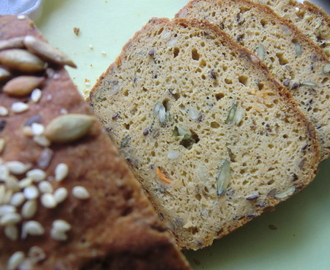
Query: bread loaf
[
  {"left": 176, "top": 0, "right": 330, "bottom": 160},
  {"left": 251, "top": 0, "right": 330, "bottom": 57},
  {"left": 89, "top": 17, "right": 319, "bottom": 250},
  {"left": 0, "top": 15, "right": 191, "bottom": 270}
]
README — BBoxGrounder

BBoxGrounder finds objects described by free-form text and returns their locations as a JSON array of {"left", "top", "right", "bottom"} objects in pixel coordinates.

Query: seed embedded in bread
[{"left": 89, "top": 17, "right": 319, "bottom": 249}]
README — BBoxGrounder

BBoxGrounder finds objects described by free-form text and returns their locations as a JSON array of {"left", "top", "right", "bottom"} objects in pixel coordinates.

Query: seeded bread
[
  {"left": 176, "top": 0, "right": 330, "bottom": 160},
  {"left": 251, "top": 0, "right": 330, "bottom": 57},
  {"left": 89, "top": 17, "right": 319, "bottom": 250},
  {"left": 0, "top": 15, "right": 191, "bottom": 270}
]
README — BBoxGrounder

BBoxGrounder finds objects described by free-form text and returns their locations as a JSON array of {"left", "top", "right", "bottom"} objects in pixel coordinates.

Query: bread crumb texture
[
  {"left": 176, "top": 0, "right": 330, "bottom": 160},
  {"left": 90, "top": 17, "right": 319, "bottom": 250}
]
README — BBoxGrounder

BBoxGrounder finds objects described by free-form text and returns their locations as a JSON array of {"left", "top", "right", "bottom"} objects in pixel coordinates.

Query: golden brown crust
[{"left": 0, "top": 15, "right": 191, "bottom": 270}]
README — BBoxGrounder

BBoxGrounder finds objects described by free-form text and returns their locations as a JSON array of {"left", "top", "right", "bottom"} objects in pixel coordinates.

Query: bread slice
[
  {"left": 89, "top": 17, "right": 319, "bottom": 250},
  {"left": 176, "top": 0, "right": 330, "bottom": 161},
  {"left": 0, "top": 15, "right": 191, "bottom": 270},
  {"left": 251, "top": 0, "right": 330, "bottom": 57}
]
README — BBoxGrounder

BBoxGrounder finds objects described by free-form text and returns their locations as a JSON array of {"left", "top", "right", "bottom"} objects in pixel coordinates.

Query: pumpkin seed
[
  {"left": 217, "top": 160, "right": 231, "bottom": 196},
  {"left": 44, "top": 114, "right": 95, "bottom": 143},
  {"left": 3, "top": 76, "right": 44, "bottom": 96},
  {"left": 0, "top": 37, "right": 24, "bottom": 51},
  {"left": 23, "top": 35, "right": 77, "bottom": 68},
  {"left": 0, "top": 49, "right": 47, "bottom": 72}
]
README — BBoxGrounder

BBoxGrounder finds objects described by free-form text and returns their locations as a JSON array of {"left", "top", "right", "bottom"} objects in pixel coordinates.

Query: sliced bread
[
  {"left": 251, "top": 0, "right": 330, "bottom": 57},
  {"left": 176, "top": 0, "right": 330, "bottom": 160},
  {"left": 0, "top": 15, "right": 191, "bottom": 270},
  {"left": 89, "top": 17, "right": 319, "bottom": 250}
]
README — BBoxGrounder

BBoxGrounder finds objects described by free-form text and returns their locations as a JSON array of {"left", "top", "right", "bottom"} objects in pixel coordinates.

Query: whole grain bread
[
  {"left": 251, "top": 0, "right": 330, "bottom": 57},
  {"left": 176, "top": 0, "right": 330, "bottom": 160},
  {"left": 89, "top": 17, "right": 319, "bottom": 250},
  {"left": 0, "top": 15, "right": 191, "bottom": 270}
]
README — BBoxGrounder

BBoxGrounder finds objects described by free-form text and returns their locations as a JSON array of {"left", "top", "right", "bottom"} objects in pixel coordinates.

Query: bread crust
[{"left": 0, "top": 15, "right": 191, "bottom": 270}]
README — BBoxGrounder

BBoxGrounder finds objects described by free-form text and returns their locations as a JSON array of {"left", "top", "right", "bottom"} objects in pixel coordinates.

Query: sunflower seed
[
  {"left": 226, "top": 102, "right": 243, "bottom": 125},
  {"left": 120, "top": 135, "right": 131, "bottom": 148},
  {"left": 0, "top": 67, "right": 11, "bottom": 82},
  {"left": 0, "top": 37, "right": 24, "bottom": 51},
  {"left": 3, "top": 76, "right": 44, "bottom": 96},
  {"left": 294, "top": 43, "right": 302, "bottom": 57},
  {"left": 274, "top": 186, "right": 296, "bottom": 199},
  {"left": 256, "top": 44, "right": 265, "bottom": 61},
  {"left": 44, "top": 114, "right": 95, "bottom": 143},
  {"left": 323, "top": 63, "right": 330, "bottom": 74},
  {"left": 217, "top": 160, "right": 231, "bottom": 196},
  {"left": 188, "top": 106, "right": 199, "bottom": 120},
  {"left": 72, "top": 186, "right": 90, "bottom": 200},
  {"left": 24, "top": 35, "right": 77, "bottom": 68},
  {"left": 0, "top": 49, "right": 47, "bottom": 72},
  {"left": 11, "top": 102, "right": 29, "bottom": 113},
  {"left": 7, "top": 251, "right": 25, "bottom": 270},
  {"left": 0, "top": 106, "right": 8, "bottom": 116},
  {"left": 21, "top": 199, "right": 37, "bottom": 218},
  {"left": 4, "top": 225, "right": 18, "bottom": 241},
  {"left": 167, "top": 150, "right": 180, "bottom": 159},
  {"left": 300, "top": 81, "right": 318, "bottom": 87}
]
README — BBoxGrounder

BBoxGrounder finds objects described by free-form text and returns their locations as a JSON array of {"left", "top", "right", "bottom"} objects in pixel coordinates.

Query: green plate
[{"left": 35, "top": 1, "right": 330, "bottom": 269}]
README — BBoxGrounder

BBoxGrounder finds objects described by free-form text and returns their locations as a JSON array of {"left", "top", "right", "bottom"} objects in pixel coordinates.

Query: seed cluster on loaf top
[
  {"left": 90, "top": 17, "right": 319, "bottom": 249},
  {"left": 176, "top": 0, "right": 330, "bottom": 160}
]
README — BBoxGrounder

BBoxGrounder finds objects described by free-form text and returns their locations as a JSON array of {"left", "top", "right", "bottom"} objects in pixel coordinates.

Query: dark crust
[
  {"left": 0, "top": 15, "right": 191, "bottom": 270},
  {"left": 90, "top": 16, "right": 320, "bottom": 250}
]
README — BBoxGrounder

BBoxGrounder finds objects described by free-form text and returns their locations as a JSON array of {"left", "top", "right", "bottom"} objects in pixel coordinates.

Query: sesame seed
[
  {"left": 4, "top": 225, "right": 18, "bottom": 241},
  {"left": 17, "top": 14, "right": 26, "bottom": 20},
  {"left": 5, "top": 175, "right": 20, "bottom": 192},
  {"left": 26, "top": 169, "right": 46, "bottom": 182},
  {"left": 72, "top": 186, "right": 90, "bottom": 199},
  {"left": 11, "top": 102, "right": 29, "bottom": 113},
  {"left": 21, "top": 200, "right": 37, "bottom": 219},
  {"left": 3, "top": 189, "right": 13, "bottom": 205},
  {"left": 0, "top": 164, "right": 9, "bottom": 181},
  {"left": 31, "top": 123, "right": 45, "bottom": 135},
  {"left": 33, "top": 134, "right": 51, "bottom": 147},
  {"left": 18, "top": 177, "right": 33, "bottom": 189},
  {"left": 101, "top": 51, "right": 107, "bottom": 55},
  {"left": 55, "top": 163, "right": 69, "bottom": 182},
  {"left": 5, "top": 161, "right": 29, "bottom": 175},
  {"left": 31, "top": 88, "right": 42, "bottom": 103},
  {"left": 60, "top": 108, "right": 68, "bottom": 114},
  {"left": 7, "top": 251, "right": 25, "bottom": 270},
  {"left": 89, "top": 44, "right": 94, "bottom": 49},
  {"left": 53, "top": 219, "right": 71, "bottom": 231},
  {"left": 53, "top": 187, "right": 68, "bottom": 203},
  {"left": 23, "top": 185, "right": 39, "bottom": 200},
  {"left": 50, "top": 228, "right": 68, "bottom": 241},
  {"left": 0, "top": 106, "right": 8, "bottom": 116},
  {"left": 0, "top": 212, "right": 21, "bottom": 225},
  {"left": 22, "top": 126, "right": 34, "bottom": 137},
  {"left": 0, "top": 138, "right": 5, "bottom": 154},
  {"left": 10, "top": 192, "right": 25, "bottom": 207},
  {"left": 38, "top": 181, "right": 53, "bottom": 193},
  {"left": 22, "top": 221, "right": 45, "bottom": 237},
  {"left": 40, "top": 193, "right": 57, "bottom": 208},
  {"left": 84, "top": 82, "right": 90, "bottom": 86},
  {"left": 0, "top": 205, "right": 16, "bottom": 216},
  {"left": 28, "top": 246, "right": 46, "bottom": 264}
]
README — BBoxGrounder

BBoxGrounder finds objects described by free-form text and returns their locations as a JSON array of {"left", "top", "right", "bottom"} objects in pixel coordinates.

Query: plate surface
[{"left": 35, "top": 1, "right": 330, "bottom": 269}]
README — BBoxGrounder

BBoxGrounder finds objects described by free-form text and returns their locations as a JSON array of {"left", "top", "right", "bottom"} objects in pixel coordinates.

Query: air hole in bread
[
  {"left": 192, "top": 48, "right": 200, "bottom": 60},
  {"left": 238, "top": 75, "right": 249, "bottom": 85},
  {"left": 260, "top": 19, "right": 267, "bottom": 27},
  {"left": 199, "top": 59, "right": 207, "bottom": 68},
  {"left": 173, "top": 47, "right": 180, "bottom": 58},
  {"left": 258, "top": 82, "right": 264, "bottom": 90},
  {"left": 276, "top": 52, "right": 289, "bottom": 65},
  {"left": 211, "top": 122, "right": 220, "bottom": 129},
  {"left": 215, "top": 93, "right": 225, "bottom": 101},
  {"left": 225, "top": 78, "right": 232, "bottom": 84}
]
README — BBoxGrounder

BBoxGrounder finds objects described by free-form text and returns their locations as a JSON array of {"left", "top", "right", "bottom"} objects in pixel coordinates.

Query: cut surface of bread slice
[
  {"left": 250, "top": 0, "right": 330, "bottom": 57},
  {"left": 89, "top": 17, "right": 319, "bottom": 250},
  {"left": 0, "top": 15, "right": 191, "bottom": 270},
  {"left": 176, "top": 0, "right": 330, "bottom": 160}
]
